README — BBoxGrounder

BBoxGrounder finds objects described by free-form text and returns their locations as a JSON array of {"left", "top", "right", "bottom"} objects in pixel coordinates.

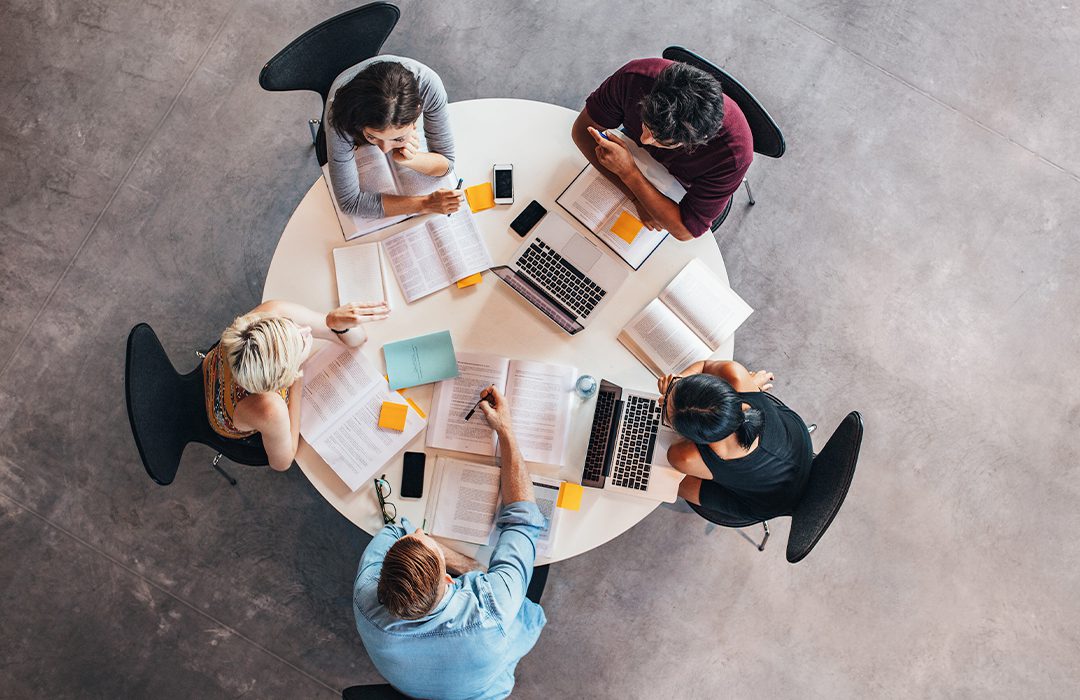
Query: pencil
[{"left": 450, "top": 178, "right": 463, "bottom": 216}]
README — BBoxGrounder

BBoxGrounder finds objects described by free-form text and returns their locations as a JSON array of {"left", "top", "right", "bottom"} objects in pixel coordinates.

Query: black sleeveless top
[{"left": 695, "top": 391, "right": 813, "bottom": 519}]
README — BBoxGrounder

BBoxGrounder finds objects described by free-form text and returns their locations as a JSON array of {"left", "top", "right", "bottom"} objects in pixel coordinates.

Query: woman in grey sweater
[{"left": 326, "top": 56, "right": 462, "bottom": 218}]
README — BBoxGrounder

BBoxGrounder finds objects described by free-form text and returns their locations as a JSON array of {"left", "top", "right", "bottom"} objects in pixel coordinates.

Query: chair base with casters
[
  {"left": 685, "top": 408, "right": 863, "bottom": 563},
  {"left": 125, "top": 323, "right": 269, "bottom": 487},
  {"left": 710, "top": 178, "right": 756, "bottom": 232},
  {"left": 688, "top": 502, "right": 772, "bottom": 551}
]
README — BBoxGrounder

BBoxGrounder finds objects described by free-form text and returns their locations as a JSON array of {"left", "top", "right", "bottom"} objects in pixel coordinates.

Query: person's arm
[
  {"left": 571, "top": 109, "right": 636, "bottom": 200},
  {"left": 359, "top": 518, "right": 410, "bottom": 577},
  {"left": 477, "top": 386, "right": 534, "bottom": 505},
  {"left": 586, "top": 128, "right": 696, "bottom": 240},
  {"left": 236, "top": 375, "right": 303, "bottom": 471},
  {"left": 252, "top": 300, "right": 389, "bottom": 348},
  {"left": 659, "top": 360, "right": 774, "bottom": 394},
  {"left": 381, "top": 188, "right": 462, "bottom": 217}
]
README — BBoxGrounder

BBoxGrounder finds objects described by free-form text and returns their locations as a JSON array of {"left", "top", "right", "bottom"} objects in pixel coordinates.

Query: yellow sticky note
[
  {"left": 464, "top": 182, "right": 496, "bottom": 212},
  {"left": 556, "top": 482, "right": 584, "bottom": 511},
  {"left": 378, "top": 401, "right": 408, "bottom": 432},
  {"left": 456, "top": 272, "right": 483, "bottom": 288},
  {"left": 610, "top": 211, "right": 643, "bottom": 243}
]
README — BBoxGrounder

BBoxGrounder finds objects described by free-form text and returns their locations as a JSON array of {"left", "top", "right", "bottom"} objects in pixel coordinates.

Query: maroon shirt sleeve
[
  {"left": 584, "top": 63, "right": 637, "bottom": 129},
  {"left": 679, "top": 179, "right": 733, "bottom": 238}
]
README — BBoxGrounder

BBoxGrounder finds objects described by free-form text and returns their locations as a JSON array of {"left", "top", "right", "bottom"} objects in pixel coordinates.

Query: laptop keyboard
[
  {"left": 582, "top": 390, "right": 617, "bottom": 485},
  {"left": 516, "top": 240, "right": 606, "bottom": 318},
  {"left": 610, "top": 396, "right": 661, "bottom": 491}
]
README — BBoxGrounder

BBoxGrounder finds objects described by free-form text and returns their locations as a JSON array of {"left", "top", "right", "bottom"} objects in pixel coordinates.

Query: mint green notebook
[{"left": 383, "top": 330, "right": 459, "bottom": 390}]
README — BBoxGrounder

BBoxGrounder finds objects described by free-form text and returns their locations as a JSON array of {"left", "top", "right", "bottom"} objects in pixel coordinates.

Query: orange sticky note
[
  {"left": 610, "top": 211, "right": 643, "bottom": 243},
  {"left": 456, "top": 272, "right": 483, "bottom": 288},
  {"left": 556, "top": 482, "right": 584, "bottom": 511},
  {"left": 464, "top": 182, "right": 496, "bottom": 212},
  {"left": 378, "top": 401, "right": 408, "bottom": 432}
]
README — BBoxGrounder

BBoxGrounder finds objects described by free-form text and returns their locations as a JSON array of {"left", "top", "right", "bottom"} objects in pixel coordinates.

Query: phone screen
[
  {"left": 401, "top": 452, "right": 425, "bottom": 498},
  {"left": 494, "top": 168, "right": 513, "bottom": 199}
]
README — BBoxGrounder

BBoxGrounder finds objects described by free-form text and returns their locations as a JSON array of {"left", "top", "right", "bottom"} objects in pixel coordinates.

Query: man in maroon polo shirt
[{"left": 571, "top": 58, "right": 753, "bottom": 240}]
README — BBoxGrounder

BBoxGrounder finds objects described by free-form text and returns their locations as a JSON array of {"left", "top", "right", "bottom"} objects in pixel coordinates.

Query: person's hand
[
  {"left": 633, "top": 200, "right": 663, "bottom": 231},
  {"left": 326, "top": 302, "right": 390, "bottom": 331},
  {"left": 391, "top": 129, "right": 421, "bottom": 165},
  {"left": 749, "top": 369, "right": 775, "bottom": 391},
  {"left": 477, "top": 385, "right": 513, "bottom": 434},
  {"left": 424, "top": 188, "right": 463, "bottom": 215},
  {"left": 588, "top": 126, "right": 636, "bottom": 178},
  {"left": 657, "top": 374, "right": 680, "bottom": 407}
]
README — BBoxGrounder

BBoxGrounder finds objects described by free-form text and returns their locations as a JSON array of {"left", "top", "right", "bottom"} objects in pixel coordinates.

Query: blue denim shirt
[{"left": 353, "top": 501, "right": 548, "bottom": 700}]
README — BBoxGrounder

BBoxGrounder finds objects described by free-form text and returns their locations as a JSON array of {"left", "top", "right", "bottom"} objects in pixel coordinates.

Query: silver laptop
[
  {"left": 491, "top": 214, "right": 628, "bottom": 334},
  {"left": 580, "top": 379, "right": 684, "bottom": 503}
]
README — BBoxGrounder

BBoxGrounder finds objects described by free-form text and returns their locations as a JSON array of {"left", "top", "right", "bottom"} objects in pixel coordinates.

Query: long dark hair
[
  {"left": 669, "top": 374, "right": 763, "bottom": 448},
  {"left": 331, "top": 61, "right": 421, "bottom": 143}
]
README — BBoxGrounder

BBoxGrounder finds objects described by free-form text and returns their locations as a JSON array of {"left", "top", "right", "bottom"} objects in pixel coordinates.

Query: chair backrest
[
  {"left": 341, "top": 684, "right": 409, "bottom": 700},
  {"left": 125, "top": 324, "right": 269, "bottom": 485},
  {"left": 786, "top": 411, "right": 863, "bottom": 563},
  {"left": 125, "top": 324, "right": 204, "bottom": 485},
  {"left": 258, "top": 2, "right": 401, "bottom": 103},
  {"left": 662, "top": 46, "right": 785, "bottom": 159}
]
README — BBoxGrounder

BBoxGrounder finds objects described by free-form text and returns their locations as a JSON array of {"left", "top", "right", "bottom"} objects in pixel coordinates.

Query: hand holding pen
[{"left": 449, "top": 178, "right": 464, "bottom": 217}]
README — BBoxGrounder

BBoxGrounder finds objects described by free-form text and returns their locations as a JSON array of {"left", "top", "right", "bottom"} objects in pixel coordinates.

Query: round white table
[{"left": 264, "top": 98, "right": 734, "bottom": 564}]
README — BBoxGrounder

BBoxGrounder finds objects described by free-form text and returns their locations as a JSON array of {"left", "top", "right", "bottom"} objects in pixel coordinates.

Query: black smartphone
[
  {"left": 401, "top": 451, "right": 425, "bottom": 498},
  {"left": 510, "top": 200, "right": 547, "bottom": 237}
]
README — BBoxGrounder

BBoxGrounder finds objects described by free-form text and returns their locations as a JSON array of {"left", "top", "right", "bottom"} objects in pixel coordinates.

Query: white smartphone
[{"left": 493, "top": 164, "right": 514, "bottom": 204}]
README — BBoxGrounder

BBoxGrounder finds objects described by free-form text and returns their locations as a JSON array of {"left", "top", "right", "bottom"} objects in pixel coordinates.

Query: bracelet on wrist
[{"left": 330, "top": 327, "right": 349, "bottom": 335}]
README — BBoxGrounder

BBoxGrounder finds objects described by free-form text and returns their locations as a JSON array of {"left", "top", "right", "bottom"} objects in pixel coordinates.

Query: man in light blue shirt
[{"left": 353, "top": 386, "right": 547, "bottom": 700}]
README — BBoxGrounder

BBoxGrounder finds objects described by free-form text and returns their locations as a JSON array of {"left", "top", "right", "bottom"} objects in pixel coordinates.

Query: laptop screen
[{"left": 490, "top": 266, "right": 585, "bottom": 335}]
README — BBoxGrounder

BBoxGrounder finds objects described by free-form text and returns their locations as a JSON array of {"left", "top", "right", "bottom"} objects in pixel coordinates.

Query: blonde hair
[{"left": 220, "top": 313, "right": 304, "bottom": 394}]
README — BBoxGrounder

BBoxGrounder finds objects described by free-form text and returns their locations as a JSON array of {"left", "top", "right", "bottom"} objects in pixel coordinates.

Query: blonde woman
[{"left": 203, "top": 299, "right": 388, "bottom": 471}]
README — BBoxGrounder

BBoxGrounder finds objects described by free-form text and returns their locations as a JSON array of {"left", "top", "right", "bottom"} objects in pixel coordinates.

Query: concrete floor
[{"left": 2, "top": 0, "right": 1078, "bottom": 697}]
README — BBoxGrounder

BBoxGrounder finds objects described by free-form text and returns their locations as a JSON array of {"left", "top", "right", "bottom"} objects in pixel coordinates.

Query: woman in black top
[{"left": 659, "top": 360, "right": 813, "bottom": 521}]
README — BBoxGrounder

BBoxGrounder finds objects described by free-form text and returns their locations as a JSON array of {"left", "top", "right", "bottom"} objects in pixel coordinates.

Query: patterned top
[{"left": 202, "top": 345, "right": 290, "bottom": 439}]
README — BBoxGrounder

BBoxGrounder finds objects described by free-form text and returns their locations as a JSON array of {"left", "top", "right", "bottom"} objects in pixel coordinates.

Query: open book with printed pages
[
  {"left": 381, "top": 209, "right": 493, "bottom": 303},
  {"left": 618, "top": 258, "right": 754, "bottom": 377},
  {"left": 426, "top": 352, "right": 577, "bottom": 467},
  {"left": 298, "top": 345, "right": 424, "bottom": 491},
  {"left": 556, "top": 131, "right": 687, "bottom": 270},
  {"left": 322, "top": 139, "right": 456, "bottom": 240},
  {"left": 424, "top": 456, "right": 562, "bottom": 557}
]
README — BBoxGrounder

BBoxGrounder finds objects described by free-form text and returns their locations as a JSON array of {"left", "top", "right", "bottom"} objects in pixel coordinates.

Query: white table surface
[{"left": 263, "top": 98, "right": 734, "bottom": 564}]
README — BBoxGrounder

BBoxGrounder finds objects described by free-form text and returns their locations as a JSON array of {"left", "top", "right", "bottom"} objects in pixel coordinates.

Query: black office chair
[
  {"left": 341, "top": 685, "right": 409, "bottom": 700},
  {"left": 689, "top": 408, "right": 863, "bottom": 563},
  {"left": 125, "top": 323, "right": 269, "bottom": 486},
  {"left": 259, "top": 2, "right": 401, "bottom": 166},
  {"left": 661, "top": 46, "right": 786, "bottom": 231}
]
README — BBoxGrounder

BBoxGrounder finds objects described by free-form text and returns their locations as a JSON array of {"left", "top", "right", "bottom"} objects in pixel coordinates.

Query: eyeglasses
[
  {"left": 659, "top": 376, "right": 682, "bottom": 429},
  {"left": 374, "top": 475, "right": 397, "bottom": 524}
]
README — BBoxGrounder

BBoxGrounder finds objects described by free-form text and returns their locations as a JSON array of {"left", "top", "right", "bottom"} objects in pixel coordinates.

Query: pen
[
  {"left": 464, "top": 385, "right": 494, "bottom": 421},
  {"left": 450, "top": 178, "right": 463, "bottom": 217},
  {"left": 464, "top": 395, "right": 486, "bottom": 422}
]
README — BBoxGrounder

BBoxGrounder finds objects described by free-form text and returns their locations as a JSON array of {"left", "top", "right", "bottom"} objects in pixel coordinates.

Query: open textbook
[
  {"left": 618, "top": 258, "right": 754, "bottom": 377},
  {"left": 382, "top": 209, "right": 493, "bottom": 303},
  {"left": 323, "top": 140, "right": 456, "bottom": 240},
  {"left": 333, "top": 243, "right": 387, "bottom": 306},
  {"left": 426, "top": 352, "right": 577, "bottom": 466},
  {"left": 425, "top": 456, "right": 562, "bottom": 557},
  {"left": 299, "top": 345, "right": 424, "bottom": 491},
  {"left": 557, "top": 132, "right": 687, "bottom": 269}
]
